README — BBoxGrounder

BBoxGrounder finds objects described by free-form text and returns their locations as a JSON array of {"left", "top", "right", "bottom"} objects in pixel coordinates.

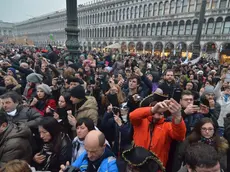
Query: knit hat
[
  {"left": 197, "top": 70, "right": 204, "bottom": 75},
  {"left": 26, "top": 73, "right": 43, "bottom": 83},
  {"left": 70, "top": 85, "right": 85, "bottom": 99},
  {"left": 7, "top": 67, "right": 16, "bottom": 77},
  {"left": 37, "top": 83, "right": 52, "bottom": 95},
  {"left": 203, "top": 85, "right": 215, "bottom": 95}
]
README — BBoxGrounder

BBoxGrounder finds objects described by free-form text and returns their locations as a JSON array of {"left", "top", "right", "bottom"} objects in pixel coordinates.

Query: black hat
[
  {"left": 68, "top": 77, "right": 84, "bottom": 85},
  {"left": 122, "top": 146, "right": 165, "bottom": 172},
  {"left": 70, "top": 85, "right": 85, "bottom": 99},
  {"left": 140, "top": 92, "right": 168, "bottom": 107},
  {"left": 69, "top": 63, "right": 79, "bottom": 71}
]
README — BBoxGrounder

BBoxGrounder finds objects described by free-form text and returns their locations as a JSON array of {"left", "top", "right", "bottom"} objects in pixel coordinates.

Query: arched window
[
  {"left": 164, "top": 1, "right": 169, "bottom": 15},
  {"left": 147, "top": 24, "right": 151, "bottom": 36},
  {"left": 162, "top": 22, "right": 167, "bottom": 35},
  {"left": 215, "top": 17, "right": 223, "bottom": 34},
  {"left": 182, "top": 0, "right": 188, "bottom": 12},
  {"left": 176, "top": 0, "right": 181, "bottom": 13},
  {"left": 138, "top": 25, "right": 141, "bottom": 36},
  {"left": 202, "top": 19, "right": 206, "bottom": 34},
  {"left": 123, "top": 8, "right": 126, "bottom": 20},
  {"left": 148, "top": 4, "right": 153, "bottom": 16},
  {"left": 129, "top": 25, "right": 133, "bottom": 36},
  {"left": 112, "top": 11, "right": 115, "bottom": 21},
  {"left": 116, "top": 10, "right": 118, "bottom": 21},
  {"left": 167, "top": 22, "right": 172, "bottom": 35},
  {"left": 223, "top": 17, "right": 230, "bottom": 34},
  {"left": 206, "top": 18, "right": 214, "bottom": 34},
  {"left": 179, "top": 21, "right": 184, "bottom": 35},
  {"left": 151, "top": 23, "right": 155, "bottom": 35},
  {"left": 142, "top": 24, "right": 146, "bottom": 36},
  {"left": 159, "top": 2, "right": 163, "bottom": 15},
  {"left": 220, "top": 0, "right": 227, "bottom": 8},
  {"left": 127, "top": 8, "right": 130, "bottom": 19},
  {"left": 119, "top": 9, "right": 122, "bottom": 20},
  {"left": 139, "top": 5, "right": 143, "bottom": 18},
  {"left": 170, "top": 0, "right": 175, "bottom": 14},
  {"left": 192, "top": 20, "right": 198, "bottom": 35},
  {"left": 131, "top": 7, "right": 134, "bottom": 19},
  {"left": 135, "top": 6, "right": 138, "bottom": 18},
  {"left": 126, "top": 26, "right": 129, "bottom": 37},
  {"left": 185, "top": 20, "right": 191, "bottom": 34},
  {"left": 173, "top": 21, "right": 178, "bottom": 35},
  {"left": 156, "top": 23, "right": 161, "bottom": 35},
  {"left": 196, "top": 0, "right": 202, "bottom": 11},
  {"left": 153, "top": 3, "right": 158, "bottom": 16},
  {"left": 143, "top": 5, "right": 148, "bottom": 17},
  {"left": 189, "top": 0, "right": 195, "bottom": 12}
]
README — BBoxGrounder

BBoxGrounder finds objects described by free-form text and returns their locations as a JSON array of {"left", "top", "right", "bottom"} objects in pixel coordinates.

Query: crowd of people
[{"left": 0, "top": 44, "right": 229, "bottom": 172}]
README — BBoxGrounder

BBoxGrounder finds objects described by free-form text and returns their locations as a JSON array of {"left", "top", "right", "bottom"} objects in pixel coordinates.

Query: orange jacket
[{"left": 130, "top": 107, "right": 186, "bottom": 167}]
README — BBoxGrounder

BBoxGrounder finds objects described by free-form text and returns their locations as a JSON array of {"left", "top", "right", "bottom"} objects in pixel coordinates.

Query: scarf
[
  {"left": 224, "top": 94, "right": 230, "bottom": 102},
  {"left": 87, "top": 147, "right": 115, "bottom": 172},
  {"left": 200, "top": 137, "right": 215, "bottom": 146}
]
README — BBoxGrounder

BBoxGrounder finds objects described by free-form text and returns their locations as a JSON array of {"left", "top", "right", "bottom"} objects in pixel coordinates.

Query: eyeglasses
[{"left": 201, "top": 128, "right": 214, "bottom": 132}]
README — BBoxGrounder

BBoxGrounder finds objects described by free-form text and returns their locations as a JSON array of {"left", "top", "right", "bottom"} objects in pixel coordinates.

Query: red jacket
[
  {"left": 130, "top": 107, "right": 186, "bottom": 167},
  {"left": 35, "top": 99, "right": 56, "bottom": 116}
]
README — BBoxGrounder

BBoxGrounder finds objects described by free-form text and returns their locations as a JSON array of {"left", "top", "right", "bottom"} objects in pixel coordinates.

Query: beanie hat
[
  {"left": 197, "top": 70, "right": 204, "bottom": 75},
  {"left": 203, "top": 85, "right": 215, "bottom": 95},
  {"left": 70, "top": 85, "right": 85, "bottom": 99},
  {"left": 7, "top": 67, "right": 16, "bottom": 77},
  {"left": 37, "top": 83, "right": 52, "bottom": 95},
  {"left": 26, "top": 73, "right": 43, "bottom": 83}
]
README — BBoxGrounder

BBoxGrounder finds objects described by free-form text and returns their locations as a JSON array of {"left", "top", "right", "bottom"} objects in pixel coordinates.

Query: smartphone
[
  {"left": 172, "top": 88, "right": 182, "bottom": 103},
  {"left": 49, "top": 107, "right": 55, "bottom": 113},
  {"left": 112, "top": 107, "right": 120, "bottom": 114}
]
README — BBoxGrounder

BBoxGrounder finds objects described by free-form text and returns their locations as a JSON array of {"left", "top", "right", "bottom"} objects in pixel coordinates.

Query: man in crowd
[
  {"left": 179, "top": 143, "right": 222, "bottom": 172},
  {"left": 130, "top": 98, "right": 186, "bottom": 167},
  {"left": 60, "top": 130, "right": 118, "bottom": 172},
  {"left": 0, "top": 112, "right": 32, "bottom": 167}
]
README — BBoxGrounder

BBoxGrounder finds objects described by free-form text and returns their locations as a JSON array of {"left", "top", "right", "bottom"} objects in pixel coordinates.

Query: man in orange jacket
[{"left": 130, "top": 98, "right": 186, "bottom": 167}]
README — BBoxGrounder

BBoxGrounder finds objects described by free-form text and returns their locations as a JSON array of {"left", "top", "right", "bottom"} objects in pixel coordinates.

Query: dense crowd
[{"left": 0, "top": 45, "right": 229, "bottom": 172}]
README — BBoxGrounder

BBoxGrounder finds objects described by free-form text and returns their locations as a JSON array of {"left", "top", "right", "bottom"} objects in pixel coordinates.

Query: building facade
[
  {"left": 0, "top": 21, "right": 14, "bottom": 43},
  {"left": 14, "top": 0, "right": 230, "bottom": 59}
]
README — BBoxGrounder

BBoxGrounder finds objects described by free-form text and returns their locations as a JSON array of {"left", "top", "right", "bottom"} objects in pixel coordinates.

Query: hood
[
  {"left": 0, "top": 123, "right": 31, "bottom": 145},
  {"left": 78, "top": 96, "right": 98, "bottom": 111}
]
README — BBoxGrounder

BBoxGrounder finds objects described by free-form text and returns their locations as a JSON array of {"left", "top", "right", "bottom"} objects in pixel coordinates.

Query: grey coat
[
  {"left": 0, "top": 123, "right": 32, "bottom": 167},
  {"left": 6, "top": 105, "right": 42, "bottom": 129}
]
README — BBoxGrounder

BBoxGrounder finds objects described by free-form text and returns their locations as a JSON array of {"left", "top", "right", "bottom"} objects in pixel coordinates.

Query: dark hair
[
  {"left": 60, "top": 92, "right": 73, "bottom": 110},
  {"left": 187, "top": 118, "right": 224, "bottom": 152},
  {"left": 76, "top": 117, "right": 95, "bottom": 131},
  {"left": 0, "top": 92, "right": 22, "bottom": 104},
  {"left": 181, "top": 90, "right": 194, "bottom": 99},
  {"left": 185, "top": 143, "right": 219, "bottom": 170},
  {"left": 0, "top": 111, "right": 8, "bottom": 125},
  {"left": 76, "top": 72, "right": 84, "bottom": 78},
  {"left": 98, "top": 133, "right": 105, "bottom": 147},
  {"left": 128, "top": 74, "right": 141, "bottom": 85},
  {"left": 165, "top": 69, "right": 174, "bottom": 76},
  {"left": 39, "top": 117, "right": 62, "bottom": 153}
]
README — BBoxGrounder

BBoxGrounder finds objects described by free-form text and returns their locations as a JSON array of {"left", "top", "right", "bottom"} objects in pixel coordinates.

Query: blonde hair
[
  {"left": 0, "top": 160, "right": 31, "bottom": 172},
  {"left": 4, "top": 76, "right": 18, "bottom": 86}
]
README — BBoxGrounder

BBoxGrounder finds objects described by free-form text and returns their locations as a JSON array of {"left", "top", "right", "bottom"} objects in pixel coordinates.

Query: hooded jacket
[
  {"left": 75, "top": 96, "right": 98, "bottom": 125},
  {"left": 0, "top": 123, "right": 32, "bottom": 167}
]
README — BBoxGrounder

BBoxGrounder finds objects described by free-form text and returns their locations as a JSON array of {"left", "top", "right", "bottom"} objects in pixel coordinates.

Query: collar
[{"left": 7, "top": 109, "right": 17, "bottom": 116}]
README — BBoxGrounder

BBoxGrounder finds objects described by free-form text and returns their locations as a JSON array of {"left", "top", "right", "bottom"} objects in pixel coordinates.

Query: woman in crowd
[
  {"left": 33, "top": 117, "right": 72, "bottom": 172},
  {"left": 0, "top": 160, "right": 32, "bottom": 172},
  {"left": 0, "top": 75, "right": 21, "bottom": 95},
  {"left": 30, "top": 83, "right": 56, "bottom": 116},
  {"left": 178, "top": 117, "right": 229, "bottom": 171}
]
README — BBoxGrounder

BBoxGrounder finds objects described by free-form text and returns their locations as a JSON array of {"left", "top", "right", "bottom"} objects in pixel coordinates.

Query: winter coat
[
  {"left": 72, "top": 149, "right": 118, "bottom": 172},
  {"left": 130, "top": 107, "right": 186, "bottom": 167},
  {"left": 102, "top": 112, "right": 132, "bottom": 156},
  {"left": 224, "top": 116, "right": 230, "bottom": 172},
  {"left": 214, "top": 81, "right": 230, "bottom": 127},
  {"left": 5, "top": 105, "right": 42, "bottom": 129},
  {"left": 74, "top": 96, "right": 98, "bottom": 125},
  {"left": 0, "top": 123, "right": 32, "bottom": 167},
  {"left": 34, "top": 98, "right": 56, "bottom": 116},
  {"left": 158, "top": 80, "right": 177, "bottom": 98},
  {"left": 34, "top": 133, "right": 72, "bottom": 172}
]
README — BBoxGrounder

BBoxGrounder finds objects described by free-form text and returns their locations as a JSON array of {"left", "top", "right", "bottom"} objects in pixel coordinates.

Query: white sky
[{"left": 0, "top": 0, "right": 92, "bottom": 23}]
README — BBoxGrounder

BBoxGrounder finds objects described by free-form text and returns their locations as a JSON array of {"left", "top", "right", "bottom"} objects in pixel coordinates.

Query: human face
[
  {"left": 84, "top": 140, "right": 105, "bottom": 161},
  {"left": 129, "top": 78, "right": 138, "bottom": 90},
  {"left": 69, "top": 82, "right": 79, "bottom": 89},
  {"left": 37, "top": 89, "right": 45, "bottom": 99},
  {"left": 186, "top": 83, "right": 193, "bottom": 90},
  {"left": 189, "top": 74, "right": 194, "bottom": 80},
  {"left": 84, "top": 65, "right": 90, "bottom": 72},
  {"left": 147, "top": 74, "right": 153, "bottom": 81},
  {"left": 4, "top": 78, "right": 12, "bottom": 86},
  {"left": 70, "top": 96, "right": 80, "bottom": 104},
  {"left": 224, "top": 88, "right": 230, "bottom": 95},
  {"left": 188, "top": 162, "right": 220, "bottom": 172},
  {"left": 165, "top": 71, "right": 174, "bottom": 82},
  {"left": 76, "top": 123, "right": 89, "bottom": 140},
  {"left": 180, "top": 95, "right": 194, "bottom": 108},
  {"left": 58, "top": 96, "right": 66, "bottom": 108},
  {"left": 41, "top": 64, "right": 47, "bottom": 71},
  {"left": 201, "top": 122, "right": 215, "bottom": 139},
  {"left": 205, "top": 93, "right": 215, "bottom": 101},
  {"left": 7, "top": 70, "right": 13, "bottom": 76},
  {"left": 39, "top": 126, "right": 52, "bottom": 142},
  {"left": 1, "top": 98, "right": 18, "bottom": 112}
]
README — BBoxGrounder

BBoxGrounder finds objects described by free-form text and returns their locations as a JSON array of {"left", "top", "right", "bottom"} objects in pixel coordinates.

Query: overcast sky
[{"left": 0, "top": 0, "right": 92, "bottom": 23}]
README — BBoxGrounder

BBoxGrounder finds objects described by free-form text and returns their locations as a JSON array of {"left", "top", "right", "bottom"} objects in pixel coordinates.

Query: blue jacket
[{"left": 72, "top": 151, "right": 118, "bottom": 172}]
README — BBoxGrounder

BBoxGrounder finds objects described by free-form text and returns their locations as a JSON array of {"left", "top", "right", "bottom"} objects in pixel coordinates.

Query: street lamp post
[
  {"left": 65, "top": 0, "right": 81, "bottom": 61},
  {"left": 192, "top": 0, "right": 207, "bottom": 59}
]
